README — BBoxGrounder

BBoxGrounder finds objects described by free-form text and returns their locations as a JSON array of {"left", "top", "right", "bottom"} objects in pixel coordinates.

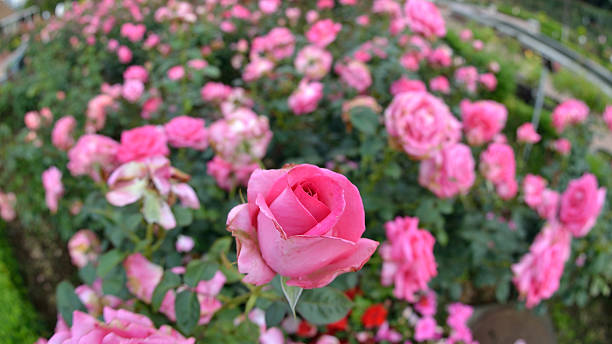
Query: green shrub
[{"left": 551, "top": 68, "right": 612, "bottom": 113}]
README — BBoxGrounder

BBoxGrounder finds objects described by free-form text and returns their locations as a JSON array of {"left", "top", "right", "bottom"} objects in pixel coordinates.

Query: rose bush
[{"left": 0, "top": 0, "right": 610, "bottom": 343}]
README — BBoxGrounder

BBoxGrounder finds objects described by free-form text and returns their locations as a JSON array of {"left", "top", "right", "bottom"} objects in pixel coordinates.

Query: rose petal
[
  {"left": 320, "top": 168, "right": 366, "bottom": 242},
  {"left": 293, "top": 184, "right": 330, "bottom": 222},
  {"left": 107, "top": 161, "right": 147, "bottom": 187},
  {"left": 106, "top": 179, "right": 147, "bottom": 206},
  {"left": 285, "top": 238, "right": 379, "bottom": 289},
  {"left": 159, "top": 200, "right": 176, "bottom": 230},
  {"left": 226, "top": 204, "right": 276, "bottom": 285},
  {"left": 298, "top": 175, "right": 345, "bottom": 237},
  {"left": 269, "top": 186, "right": 318, "bottom": 236},
  {"left": 247, "top": 168, "right": 289, "bottom": 219},
  {"left": 172, "top": 183, "right": 200, "bottom": 209}
]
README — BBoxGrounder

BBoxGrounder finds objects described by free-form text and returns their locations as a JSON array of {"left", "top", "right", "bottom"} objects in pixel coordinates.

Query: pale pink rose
[
  {"left": 415, "top": 317, "right": 440, "bottom": 342},
  {"left": 415, "top": 290, "right": 437, "bottom": 316},
  {"left": 496, "top": 178, "right": 519, "bottom": 200},
  {"left": 167, "top": 65, "right": 186, "bottom": 80},
  {"left": 404, "top": 0, "right": 446, "bottom": 38},
  {"left": 122, "top": 79, "right": 144, "bottom": 102},
  {"left": 51, "top": 116, "right": 76, "bottom": 151},
  {"left": 117, "top": 45, "right": 133, "bottom": 64},
  {"left": 317, "top": 0, "right": 334, "bottom": 9},
  {"left": 479, "top": 73, "right": 497, "bottom": 91},
  {"left": 473, "top": 39, "right": 484, "bottom": 50},
  {"left": 429, "top": 76, "right": 450, "bottom": 94},
  {"left": 419, "top": 143, "right": 475, "bottom": 198},
  {"left": 288, "top": 80, "right": 324, "bottom": 115},
  {"left": 0, "top": 192, "right": 16, "bottom": 221},
  {"left": 40, "top": 107, "right": 53, "bottom": 123},
  {"left": 176, "top": 235, "right": 195, "bottom": 252},
  {"left": 316, "top": 334, "right": 340, "bottom": 344},
  {"left": 489, "top": 61, "right": 501, "bottom": 73},
  {"left": 356, "top": 15, "right": 370, "bottom": 26},
  {"left": 512, "top": 222, "right": 571, "bottom": 308},
  {"left": 164, "top": 116, "right": 209, "bottom": 150},
  {"left": 603, "top": 105, "right": 612, "bottom": 132},
  {"left": 454, "top": 66, "right": 479, "bottom": 93},
  {"left": 375, "top": 322, "right": 402, "bottom": 342},
  {"left": 45, "top": 307, "right": 195, "bottom": 344},
  {"left": 117, "top": 125, "right": 169, "bottom": 163},
  {"left": 231, "top": 5, "right": 251, "bottom": 20},
  {"left": 286, "top": 7, "right": 301, "bottom": 22},
  {"left": 447, "top": 303, "right": 475, "bottom": 343},
  {"left": 25, "top": 111, "right": 41, "bottom": 130},
  {"left": 427, "top": 47, "right": 452, "bottom": 67},
  {"left": 200, "top": 82, "right": 233, "bottom": 102},
  {"left": 259, "top": 0, "right": 280, "bottom": 13},
  {"left": 480, "top": 142, "right": 516, "bottom": 187},
  {"left": 460, "top": 29, "right": 473, "bottom": 41},
  {"left": 552, "top": 99, "right": 589, "bottom": 133},
  {"left": 141, "top": 96, "right": 162, "bottom": 119},
  {"left": 523, "top": 174, "right": 547, "bottom": 208},
  {"left": 226, "top": 164, "right": 379, "bottom": 288},
  {"left": 86, "top": 94, "right": 114, "bottom": 133},
  {"left": 294, "top": 45, "right": 333, "bottom": 80},
  {"left": 380, "top": 216, "right": 436, "bottom": 301},
  {"left": 123, "top": 65, "right": 148, "bottom": 83},
  {"left": 517, "top": 123, "right": 541, "bottom": 143},
  {"left": 401, "top": 52, "right": 421, "bottom": 71},
  {"left": 188, "top": 59, "right": 208, "bottom": 70},
  {"left": 260, "top": 327, "right": 284, "bottom": 344},
  {"left": 552, "top": 138, "right": 571, "bottom": 155},
  {"left": 120, "top": 23, "right": 146, "bottom": 42},
  {"left": 306, "top": 19, "right": 342, "bottom": 47},
  {"left": 144, "top": 33, "right": 160, "bottom": 49},
  {"left": 124, "top": 253, "right": 163, "bottom": 303},
  {"left": 68, "top": 229, "right": 101, "bottom": 268},
  {"left": 335, "top": 60, "right": 372, "bottom": 92},
  {"left": 390, "top": 77, "right": 426, "bottom": 96},
  {"left": 385, "top": 91, "right": 461, "bottom": 159},
  {"left": 242, "top": 58, "right": 274, "bottom": 82},
  {"left": 536, "top": 189, "right": 560, "bottom": 220},
  {"left": 559, "top": 173, "right": 606, "bottom": 237},
  {"left": 220, "top": 20, "right": 236, "bottom": 33},
  {"left": 42, "top": 167, "right": 63, "bottom": 213},
  {"left": 461, "top": 99, "right": 508, "bottom": 146},
  {"left": 101, "top": 83, "right": 122, "bottom": 98},
  {"left": 254, "top": 27, "right": 295, "bottom": 61}
]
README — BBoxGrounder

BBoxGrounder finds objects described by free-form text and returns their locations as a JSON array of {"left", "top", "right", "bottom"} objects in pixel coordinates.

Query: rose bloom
[
  {"left": 176, "top": 235, "right": 195, "bottom": 252},
  {"left": 414, "top": 317, "right": 440, "bottom": 342},
  {"left": 294, "top": 45, "right": 333, "bottom": 80},
  {"left": 523, "top": 174, "right": 547, "bottom": 208},
  {"left": 0, "top": 191, "right": 16, "bottom": 221},
  {"left": 306, "top": 19, "right": 342, "bottom": 47},
  {"left": 460, "top": 99, "right": 508, "bottom": 146},
  {"left": 242, "top": 58, "right": 274, "bottom": 82},
  {"left": 124, "top": 253, "right": 164, "bottom": 303},
  {"left": 42, "top": 166, "right": 63, "bottom": 213},
  {"left": 167, "top": 65, "right": 186, "bottom": 80},
  {"left": 401, "top": 52, "right": 421, "bottom": 71},
  {"left": 335, "top": 60, "right": 372, "bottom": 92},
  {"left": 559, "top": 173, "right": 606, "bottom": 237},
  {"left": 120, "top": 22, "right": 146, "bottom": 42},
  {"left": 517, "top": 123, "right": 541, "bottom": 144},
  {"left": 419, "top": 143, "right": 475, "bottom": 198},
  {"left": 447, "top": 303, "right": 475, "bottom": 343},
  {"left": 258, "top": 27, "right": 295, "bottom": 61},
  {"left": 144, "top": 33, "right": 160, "bottom": 49},
  {"left": 201, "top": 82, "right": 233, "bottom": 102},
  {"left": 480, "top": 142, "right": 516, "bottom": 186},
  {"left": 384, "top": 91, "right": 461, "bottom": 159},
  {"left": 552, "top": 138, "right": 571, "bottom": 155},
  {"left": 380, "top": 216, "right": 437, "bottom": 301},
  {"left": 552, "top": 99, "right": 589, "bottom": 133},
  {"left": 404, "top": 0, "right": 446, "bottom": 38},
  {"left": 415, "top": 290, "right": 437, "bottom": 316},
  {"left": 427, "top": 46, "right": 452, "bottom": 67},
  {"left": 141, "top": 96, "right": 162, "bottom": 119},
  {"left": 259, "top": 0, "right": 280, "bottom": 13},
  {"left": 68, "top": 229, "right": 101, "bottom": 268},
  {"left": 454, "top": 66, "right": 479, "bottom": 93},
  {"left": 429, "top": 75, "right": 450, "bottom": 94},
  {"left": 375, "top": 322, "right": 402, "bottom": 343},
  {"left": 479, "top": 72, "right": 497, "bottom": 91},
  {"left": 473, "top": 39, "right": 484, "bottom": 50},
  {"left": 123, "top": 65, "right": 148, "bottom": 83},
  {"left": 122, "top": 79, "right": 145, "bottom": 102},
  {"left": 512, "top": 222, "right": 571, "bottom": 308},
  {"left": 40, "top": 107, "right": 53, "bottom": 123},
  {"left": 117, "top": 45, "right": 133, "bottom": 64},
  {"left": 603, "top": 105, "right": 612, "bottom": 132},
  {"left": 536, "top": 189, "right": 561, "bottom": 220},
  {"left": 24, "top": 111, "right": 40, "bottom": 130},
  {"left": 164, "top": 116, "right": 209, "bottom": 150},
  {"left": 86, "top": 94, "right": 115, "bottom": 132},
  {"left": 226, "top": 164, "right": 379, "bottom": 288},
  {"left": 460, "top": 29, "right": 473, "bottom": 41},
  {"left": 390, "top": 77, "right": 426, "bottom": 96},
  {"left": 51, "top": 116, "right": 76, "bottom": 151},
  {"left": 288, "top": 80, "right": 324, "bottom": 115},
  {"left": 68, "top": 134, "right": 119, "bottom": 182},
  {"left": 188, "top": 59, "right": 208, "bottom": 70},
  {"left": 116, "top": 125, "right": 169, "bottom": 163}
]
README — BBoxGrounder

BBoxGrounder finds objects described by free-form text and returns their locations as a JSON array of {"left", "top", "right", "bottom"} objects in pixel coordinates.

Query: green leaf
[
  {"left": 78, "top": 262, "right": 96, "bottom": 285},
  {"left": 349, "top": 106, "right": 379, "bottom": 135},
  {"left": 96, "top": 249, "right": 125, "bottom": 278},
  {"left": 184, "top": 259, "right": 219, "bottom": 287},
  {"left": 174, "top": 206, "right": 193, "bottom": 227},
  {"left": 280, "top": 276, "right": 303, "bottom": 318},
  {"left": 102, "top": 266, "right": 129, "bottom": 298},
  {"left": 175, "top": 290, "right": 200, "bottom": 334},
  {"left": 296, "top": 287, "right": 352, "bottom": 325},
  {"left": 56, "top": 281, "right": 86, "bottom": 326},
  {"left": 265, "top": 302, "right": 288, "bottom": 327},
  {"left": 209, "top": 237, "right": 232, "bottom": 258},
  {"left": 122, "top": 213, "right": 142, "bottom": 232},
  {"left": 152, "top": 271, "right": 181, "bottom": 311}
]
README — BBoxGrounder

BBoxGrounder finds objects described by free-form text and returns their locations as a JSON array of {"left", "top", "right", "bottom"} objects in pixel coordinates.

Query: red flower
[
  {"left": 297, "top": 320, "right": 317, "bottom": 337},
  {"left": 327, "top": 316, "right": 348, "bottom": 332},
  {"left": 361, "top": 304, "right": 387, "bottom": 328},
  {"left": 345, "top": 287, "right": 363, "bottom": 300}
]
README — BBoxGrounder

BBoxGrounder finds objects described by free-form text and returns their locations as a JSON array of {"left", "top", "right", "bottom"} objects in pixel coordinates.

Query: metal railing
[{"left": 0, "top": 5, "right": 38, "bottom": 36}]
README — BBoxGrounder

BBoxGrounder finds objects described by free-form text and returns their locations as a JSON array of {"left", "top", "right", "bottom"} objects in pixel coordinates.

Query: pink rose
[
  {"left": 124, "top": 253, "right": 163, "bottom": 303},
  {"left": 144, "top": 33, "right": 160, "bottom": 49},
  {"left": 415, "top": 317, "right": 440, "bottom": 342},
  {"left": 141, "top": 96, "right": 162, "bottom": 119},
  {"left": 117, "top": 45, "right": 133, "bottom": 64},
  {"left": 68, "top": 229, "right": 100, "bottom": 268},
  {"left": 176, "top": 235, "right": 195, "bottom": 252},
  {"left": 200, "top": 82, "right": 233, "bottom": 102},
  {"left": 384, "top": 91, "right": 461, "bottom": 159},
  {"left": 242, "top": 58, "right": 274, "bottom": 82},
  {"left": 552, "top": 138, "right": 571, "bottom": 155},
  {"left": 552, "top": 99, "right": 589, "bottom": 133},
  {"left": 25, "top": 111, "right": 40, "bottom": 130},
  {"left": 226, "top": 164, "right": 379, "bottom": 288},
  {"left": 167, "top": 65, "right": 186, "bottom": 80},
  {"left": 288, "top": 80, "right": 324, "bottom": 115},
  {"left": 253, "top": 27, "right": 295, "bottom": 61},
  {"left": 86, "top": 94, "right": 115, "bottom": 133},
  {"left": 68, "top": 134, "right": 119, "bottom": 182},
  {"left": 306, "top": 19, "right": 342, "bottom": 47},
  {"left": 117, "top": 125, "right": 169, "bottom": 163},
  {"left": 480, "top": 142, "right": 516, "bottom": 186},
  {"left": 522, "top": 174, "right": 547, "bottom": 208},
  {"left": 390, "top": 77, "right": 426, "bottom": 96},
  {"left": 479, "top": 73, "right": 497, "bottom": 91},
  {"left": 404, "top": 0, "right": 446, "bottom": 38},
  {"left": 604, "top": 105, "right": 612, "bottom": 132},
  {"left": 120, "top": 23, "right": 146, "bottom": 42},
  {"left": 294, "top": 45, "right": 333, "bottom": 80},
  {"left": 164, "top": 116, "right": 209, "bottom": 150},
  {"left": 536, "top": 189, "right": 560, "bottom": 220},
  {"left": 414, "top": 290, "right": 437, "bottom": 316},
  {"left": 446, "top": 303, "right": 475, "bottom": 343},
  {"left": 123, "top": 65, "right": 148, "bottom": 83},
  {"left": 512, "top": 222, "right": 571, "bottom": 308},
  {"left": 188, "top": 59, "right": 208, "bottom": 70},
  {"left": 419, "top": 143, "right": 475, "bottom": 198},
  {"left": 473, "top": 39, "right": 484, "bottom": 50},
  {"left": 52, "top": 116, "right": 76, "bottom": 151},
  {"left": 454, "top": 66, "right": 478, "bottom": 93},
  {"left": 380, "top": 216, "right": 437, "bottom": 301},
  {"left": 559, "top": 173, "right": 606, "bottom": 237},
  {"left": 517, "top": 123, "right": 541, "bottom": 144},
  {"left": 335, "top": 60, "right": 372, "bottom": 92},
  {"left": 0, "top": 191, "right": 16, "bottom": 221},
  {"left": 427, "top": 47, "right": 452, "bottom": 67},
  {"left": 42, "top": 166, "right": 63, "bottom": 213},
  {"left": 429, "top": 75, "right": 450, "bottom": 94},
  {"left": 461, "top": 99, "right": 508, "bottom": 146},
  {"left": 460, "top": 29, "right": 473, "bottom": 41},
  {"left": 259, "top": 0, "right": 280, "bottom": 13},
  {"left": 122, "top": 79, "right": 144, "bottom": 102}
]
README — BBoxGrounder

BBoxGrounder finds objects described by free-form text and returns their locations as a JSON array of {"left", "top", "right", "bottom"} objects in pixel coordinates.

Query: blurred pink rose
[
  {"left": 415, "top": 317, "right": 440, "bottom": 342},
  {"left": 68, "top": 134, "right": 119, "bottom": 182},
  {"left": 188, "top": 59, "right": 208, "bottom": 70},
  {"left": 385, "top": 91, "right": 460, "bottom": 159},
  {"left": 427, "top": 47, "right": 452, "bottom": 67},
  {"left": 176, "top": 235, "right": 195, "bottom": 252},
  {"left": 122, "top": 79, "right": 144, "bottom": 102},
  {"left": 512, "top": 222, "right": 571, "bottom": 308},
  {"left": 117, "top": 125, "right": 169, "bottom": 163},
  {"left": 120, "top": 22, "right": 146, "bottom": 42},
  {"left": 242, "top": 58, "right": 274, "bottom": 82},
  {"left": 86, "top": 94, "right": 115, "bottom": 133},
  {"left": 559, "top": 173, "right": 606, "bottom": 237},
  {"left": 52, "top": 116, "right": 76, "bottom": 151},
  {"left": 200, "top": 82, "right": 233, "bottom": 102},
  {"left": 380, "top": 216, "right": 436, "bottom": 301},
  {"left": 0, "top": 191, "right": 16, "bottom": 221},
  {"left": 288, "top": 79, "right": 324, "bottom": 115},
  {"left": 460, "top": 29, "right": 473, "bottom": 41},
  {"left": 335, "top": 60, "right": 372, "bottom": 92},
  {"left": 461, "top": 99, "right": 507, "bottom": 146},
  {"left": 306, "top": 19, "right": 342, "bottom": 47},
  {"left": 429, "top": 75, "right": 450, "bottom": 94},
  {"left": 253, "top": 27, "right": 295, "bottom": 61},
  {"left": 206, "top": 154, "right": 258, "bottom": 190},
  {"left": 604, "top": 105, "right": 612, "bottom": 132},
  {"left": 294, "top": 45, "right": 333, "bottom": 80},
  {"left": 390, "top": 77, "right": 426, "bottom": 96},
  {"left": 144, "top": 33, "right": 160, "bottom": 49},
  {"left": 167, "top": 65, "right": 186, "bottom": 80},
  {"left": 117, "top": 45, "right": 133, "bottom": 64},
  {"left": 141, "top": 96, "right": 163, "bottom": 119},
  {"left": 107, "top": 39, "right": 119, "bottom": 51},
  {"left": 552, "top": 99, "right": 589, "bottom": 133},
  {"left": 123, "top": 65, "right": 148, "bottom": 83},
  {"left": 517, "top": 123, "right": 541, "bottom": 144},
  {"left": 536, "top": 189, "right": 560, "bottom": 220},
  {"left": 472, "top": 39, "right": 484, "bottom": 50},
  {"left": 454, "top": 66, "right": 478, "bottom": 93},
  {"left": 68, "top": 229, "right": 100, "bottom": 268},
  {"left": 259, "top": 0, "right": 280, "bottom": 13},
  {"left": 447, "top": 303, "right": 475, "bottom": 343},
  {"left": 124, "top": 253, "right": 163, "bottom": 303},
  {"left": 25, "top": 111, "right": 41, "bottom": 130},
  {"left": 479, "top": 72, "right": 497, "bottom": 91},
  {"left": 226, "top": 164, "right": 379, "bottom": 288},
  {"left": 419, "top": 143, "right": 475, "bottom": 198},
  {"left": 480, "top": 143, "right": 517, "bottom": 199},
  {"left": 523, "top": 174, "right": 547, "bottom": 208},
  {"left": 415, "top": 290, "right": 437, "bottom": 316},
  {"left": 42, "top": 166, "right": 63, "bottom": 213},
  {"left": 164, "top": 116, "right": 209, "bottom": 150},
  {"left": 404, "top": 0, "right": 446, "bottom": 38}
]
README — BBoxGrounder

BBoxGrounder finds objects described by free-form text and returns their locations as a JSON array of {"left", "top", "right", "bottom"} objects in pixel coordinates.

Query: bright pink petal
[
  {"left": 320, "top": 168, "right": 366, "bottom": 242},
  {"left": 269, "top": 186, "right": 318, "bottom": 236},
  {"left": 294, "top": 185, "right": 330, "bottom": 222},
  {"left": 247, "top": 168, "right": 289, "bottom": 218},
  {"left": 299, "top": 175, "right": 345, "bottom": 237}
]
